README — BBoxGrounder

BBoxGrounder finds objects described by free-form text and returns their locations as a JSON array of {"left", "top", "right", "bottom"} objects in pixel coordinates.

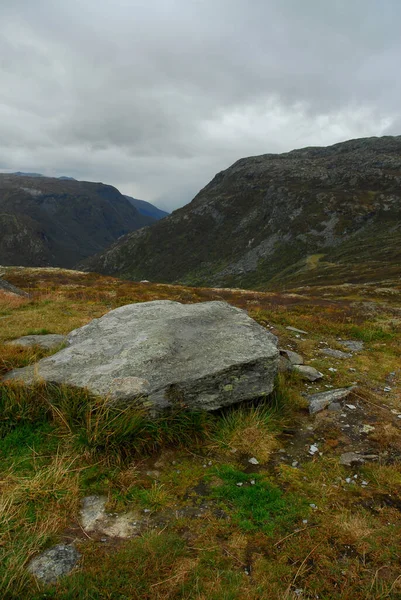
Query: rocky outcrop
[
  {"left": 4, "top": 301, "right": 278, "bottom": 412},
  {"left": 83, "top": 135, "right": 401, "bottom": 289},
  {"left": 0, "top": 276, "right": 29, "bottom": 297},
  {"left": 27, "top": 544, "right": 81, "bottom": 584}
]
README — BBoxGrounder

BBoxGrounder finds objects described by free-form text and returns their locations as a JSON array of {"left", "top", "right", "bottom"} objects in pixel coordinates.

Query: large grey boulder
[{"left": 4, "top": 301, "right": 278, "bottom": 412}]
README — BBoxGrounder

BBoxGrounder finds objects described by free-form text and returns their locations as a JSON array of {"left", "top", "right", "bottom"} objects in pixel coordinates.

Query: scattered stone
[
  {"left": 345, "top": 404, "right": 357, "bottom": 410},
  {"left": 361, "top": 424, "right": 375, "bottom": 434},
  {"left": 341, "top": 340, "right": 364, "bottom": 352},
  {"left": 307, "top": 388, "right": 354, "bottom": 414},
  {"left": 27, "top": 544, "right": 80, "bottom": 584},
  {"left": 292, "top": 461, "right": 299, "bottom": 467},
  {"left": 349, "top": 367, "right": 356, "bottom": 372},
  {"left": 279, "top": 349, "right": 304, "bottom": 365},
  {"left": 328, "top": 367, "right": 337, "bottom": 372},
  {"left": 340, "top": 452, "right": 365, "bottom": 467},
  {"left": 250, "top": 479, "right": 256, "bottom": 485},
  {"left": 309, "top": 444, "right": 319, "bottom": 455},
  {"left": 321, "top": 348, "right": 352, "bottom": 359},
  {"left": 309, "top": 503, "right": 317, "bottom": 509},
  {"left": 5, "top": 334, "right": 67, "bottom": 350},
  {"left": 248, "top": 457, "right": 259, "bottom": 465},
  {"left": 362, "top": 481, "right": 368, "bottom": 486},
  {"left": 236, "top": 482, "right": 243, "bottom": 487},
  {"left": 286, "top": 326, "right": 308, "bottom": 335},
  {"left": 4, "top": 301, "right": 279, "bottom": 413},
  {"left": 293, "top": 365, "right": 323, "bottom": 382},
  {"left": 384, "top": 386, "right": 392, "bottom": 392}
]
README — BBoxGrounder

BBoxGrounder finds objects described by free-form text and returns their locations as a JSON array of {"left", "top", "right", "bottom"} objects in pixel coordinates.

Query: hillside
[
  {"left": 84, "top": 135, "right": 401, "bottom": 289},
  {"left": 1, "top": 267, "right": 401, "bottom": 598},
  {"left": 0, "top": 175, "right": 154, "bottom": 268},
  {"left": 124, "top": 195, "right": 169, "bottom": 220}
]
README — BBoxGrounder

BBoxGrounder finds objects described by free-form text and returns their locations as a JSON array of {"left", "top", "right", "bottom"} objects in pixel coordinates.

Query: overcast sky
[{"left": 1, "top": 0, "right": 400, "bottom": 211}]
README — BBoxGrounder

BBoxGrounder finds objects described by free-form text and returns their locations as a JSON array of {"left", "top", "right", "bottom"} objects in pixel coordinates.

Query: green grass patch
[{"left": 209, "top": 465, "right": 306, "bottom": 536}]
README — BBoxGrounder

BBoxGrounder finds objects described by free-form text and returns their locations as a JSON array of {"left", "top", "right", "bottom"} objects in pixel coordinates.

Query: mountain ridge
[
  {"left": 0, "top": 174, "right": 155, "bottom": 268},
  {"left": 83, "top": 135, "right": 401, "bottom": 289}
]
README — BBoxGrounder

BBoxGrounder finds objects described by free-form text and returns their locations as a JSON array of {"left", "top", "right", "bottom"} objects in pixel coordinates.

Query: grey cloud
[{"left": 0, "top": 0, "right": 400, "bottom": 211}]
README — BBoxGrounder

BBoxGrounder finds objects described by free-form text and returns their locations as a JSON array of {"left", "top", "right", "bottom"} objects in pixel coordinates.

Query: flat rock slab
[
  {"left": 308, "top": 388, "right": 355, "bottom": 414},
  {"left": 27, "top": 544, "right": 80, "bottom": 584},
  {"left": 5, "top": 334, "right": 67, "bottom": 350},
  {"left": 293, "top": 365, "right": 323, "bottom": 381},
  {"left": 81, "top": 496, "right": 145, "bottom": 538},
  {"left": 341, "top": 340, "right": 364, "bottom": 352},
  {"left": 286, "top": 326, "right": 307, "bottom": 335},
  {"left": 320, "top": 348, "right": 352, "bottom": 359},
  {"left": 4, "top": 301, "right": 278, "bottom": 412}
]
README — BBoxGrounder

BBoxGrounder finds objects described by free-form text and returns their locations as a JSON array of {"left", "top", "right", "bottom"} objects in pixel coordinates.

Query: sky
[{"left": 1, "top": 0, "right": 400, "bottom": 212}]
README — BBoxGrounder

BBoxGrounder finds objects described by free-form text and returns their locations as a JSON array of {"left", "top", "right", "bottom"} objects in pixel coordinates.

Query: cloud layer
[{"left": 1, "top": 0, "right": 400, "bottom": 210}]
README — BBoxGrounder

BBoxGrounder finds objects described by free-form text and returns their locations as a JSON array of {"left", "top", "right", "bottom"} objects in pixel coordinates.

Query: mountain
[
  {"left": 0, "top": 174, "right": 155, "bottom": 268},
  {"left": 84, "top": 135, "right": 401, "bottom": 289},
  {"left": 11, "top": 172, "right": 76, "bottom": 181},
  {"left": 124, "top": 196, "right": 169, "bottom": 220}
]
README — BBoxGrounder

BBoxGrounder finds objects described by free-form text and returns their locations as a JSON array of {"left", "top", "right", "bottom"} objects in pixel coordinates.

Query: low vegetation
[{"left": 1, "top": 267, "right": 401, "bottom": 599}]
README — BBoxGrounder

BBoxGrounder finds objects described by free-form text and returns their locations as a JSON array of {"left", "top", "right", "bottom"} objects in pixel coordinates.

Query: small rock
[
  {"left": 27, "top": 544, "right": 80, "bottom": 584},
  {"left": 279, "top": 349, "right": 304, "bottom": 365},
  {"left": 6, "top": 334, "right": 67, "bottom": 350},
  {"left": 293, "top": 365, "right": 323, "bottom": 382},
  {"left": 309, "top": 444, "right": 319, "bottom": 455},
  {"left": 384, "top": 386, "right": 392, "bottom": 392},
  {"left": 361, "top": 481, "right": 368, "bottom": 486},
  {"left": 361, "top": 424, "right": 375, "bottom": 434},
  {"left": 250, "top": 479, "right": 256, "bottom": 485},
  {"left": 340, "top": 452, "right": 365, "bottom": 467},
  {"left": 286, "top": 326, "right": 308, "bottom": 335},
  {"left": 309, "top": 504, "right": 317, "bottom": 509},
  {"left": 307, "top": 388, "right": 354, "bottom": 414},
  {"left": 236, "top": 482, "right": 243, "bottom": 487},
  {"left": 345, "top": 404, "right": 357, "bottom": 410},
  {"left": 328, "top": 367, "right": 337, "bottom": 372},
  {"left": 292, "top": 461, "right": 299, "bottom": 467},
  {"left": 248, "top": 457, "right": 259, "bottom": 465},
  {"left": 349, "top": 367, "right": 356, "bottom": 372}
]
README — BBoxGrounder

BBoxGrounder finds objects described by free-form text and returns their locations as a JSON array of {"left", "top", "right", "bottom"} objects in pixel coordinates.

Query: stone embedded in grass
[
  {"left": 286, "top": 326, "right": 308, "bottom": 335},
  {"left": 4, "top": 300, "right": 278, "bottom": 413},
  {"left": 248, "top": 457, "right": 259, "bottom": 465},
  {"left": 293, "top": 365, "right": 323, "bottom": 382},
  {"left": 5, "top": 334, "right": 67, "bottom": 350},
  {"left": 80, "top": 495, "right": 145, "bottom": 538},
  {"left": 339, "top": 452, "right": 365, "bottom": 467},
  {"left": 341, "top": 340, "right": 364, "bottom": 352},
  {"left": 27, "top": 543, "right": 81, "bottom": 584},
  {"left": 307, "top": 387, "right": 355, "bottom": 414},
  {"left": 320, "top": 348, "right": 352, "bottom": 359},
  {"left": 279, "top": 349, "right": 304, "bottom": 365}
]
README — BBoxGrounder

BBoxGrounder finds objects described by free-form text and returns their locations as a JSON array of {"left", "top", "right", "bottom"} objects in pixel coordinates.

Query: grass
[{"left": 1, "top": 267, "right": 401, "bottom": 599}]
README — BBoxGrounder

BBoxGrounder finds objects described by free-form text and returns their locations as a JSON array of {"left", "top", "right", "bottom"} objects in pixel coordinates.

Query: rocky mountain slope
[
  {"left": 0, "top": 175, "right": 154, "bottom": 268},
  {"left": 124, "top": 196, "right": 169, "bottom": 220},
  {"left": 84, "top": 135, "right": 401, "bottom": 289}
]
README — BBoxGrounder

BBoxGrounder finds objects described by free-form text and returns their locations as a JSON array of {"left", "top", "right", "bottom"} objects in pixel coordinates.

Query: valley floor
[{"left": 1, "top": 268, "right": 401, "bottom": 599}]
